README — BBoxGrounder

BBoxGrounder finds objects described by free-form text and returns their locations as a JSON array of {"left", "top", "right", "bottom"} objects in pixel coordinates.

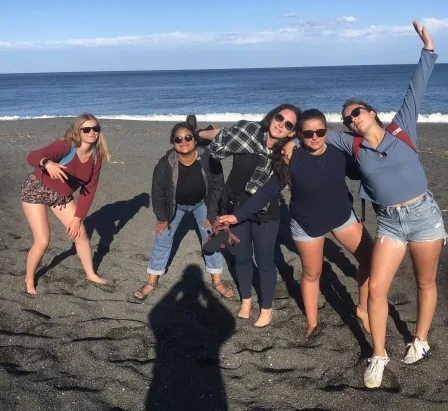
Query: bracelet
[{"left": 423, "top": 48, "right": 434, "bottom": 52}]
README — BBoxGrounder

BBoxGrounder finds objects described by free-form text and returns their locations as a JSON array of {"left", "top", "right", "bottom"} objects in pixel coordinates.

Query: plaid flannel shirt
[{"left": 208, "top": 120, "right": 272, "bottom": 194}]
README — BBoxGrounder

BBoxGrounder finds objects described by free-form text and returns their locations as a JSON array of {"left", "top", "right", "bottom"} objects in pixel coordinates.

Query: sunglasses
[
  {"left": 274, "top": 113, "right": 295, "bottom": 132},
  {"left": 302, "top": 129, "right": 327, "bottom": 139},
  {"left": 173, "top": 134, "right": 194, "bottom": 144},
  {"left": 342, "top": 107, "right": 366, "bottom": 128},
  {"left": 81, "top": 125, "right": 101, "bottom": 134}
]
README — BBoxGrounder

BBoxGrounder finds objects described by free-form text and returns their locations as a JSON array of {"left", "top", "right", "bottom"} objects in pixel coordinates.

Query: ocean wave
[{"left": 2, "top": 112, "right": 448, "bottom": 123}]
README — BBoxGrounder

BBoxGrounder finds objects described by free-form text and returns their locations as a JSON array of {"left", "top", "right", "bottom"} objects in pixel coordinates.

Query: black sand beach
[{"left": 0, "top": 118, "right": 447, "bottom": 411}]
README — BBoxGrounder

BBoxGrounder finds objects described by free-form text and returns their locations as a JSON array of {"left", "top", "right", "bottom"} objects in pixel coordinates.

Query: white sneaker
[
  {"left": 403, "top": 337, "right": 430, "bottom": 364},
  {"left": 364, "top": 352, "right": 390, "bottom": 388}
]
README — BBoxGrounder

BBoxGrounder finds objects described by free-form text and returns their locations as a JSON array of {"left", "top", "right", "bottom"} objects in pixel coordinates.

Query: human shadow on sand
[
  {"left": 35, "top": 193, "right": 150, "bottom": 282},
  {"left": 146, "top": 264, "right": 235, "bottom": 411}
]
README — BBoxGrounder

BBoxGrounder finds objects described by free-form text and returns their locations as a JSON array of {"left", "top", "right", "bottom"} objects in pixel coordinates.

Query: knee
[
  {"left": 368, "top": 281, "right": 388, "bottom": 300},
  {"left": 301, "top": 269, "right": 321, "bottom": 283},
  {"left": 74, "top": 226, "right": 89, "bottom": 243},
  {"left": 34, "top": 237, "right": 50, "bottom": 251},
  {"left": 416, "top": 276, "right": 437, "bottom": 291}
]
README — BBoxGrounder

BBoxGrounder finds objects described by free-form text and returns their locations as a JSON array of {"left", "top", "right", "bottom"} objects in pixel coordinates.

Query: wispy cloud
[
  {"left": 283, "top": 13, "right": 297, "bottom": 18},
  {"left": 336, "top": 16, "right": 357, "bottom": 23},
  {"left": 1, "top": 17, "right": 447, "bottom": 50},
  {"left": 422, "top": 17, "right": 448, "bottom": 30}
]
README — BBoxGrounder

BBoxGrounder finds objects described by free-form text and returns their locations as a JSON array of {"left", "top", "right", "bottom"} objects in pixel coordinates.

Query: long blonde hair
[{"left": 61, "top": 113, "right": 111, "bottom": 162}]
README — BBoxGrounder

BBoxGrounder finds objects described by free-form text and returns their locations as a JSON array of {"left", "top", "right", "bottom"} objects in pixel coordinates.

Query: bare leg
[
  {"left": 238, "top": 298, "right": 252, "bottom": 319},
  {"left": 408, "top": 240, "right": 442, "bottom": 341},
  {"left": 332, "top": 222, "right": 374, "bottom": 332},
  {"left": 51, "top": 201, "right": 106, "bottom": 284},
  {"left": 369, "top": 237, "right": 407, "bottom": 356},
  {"left": 21, "top": 202, "right": 50, "bottom": 294},
  {"left": 295, "top": 238, "right": 325, "bottom": 335},
  {"left": 254, "top": 308, "right": 272, "bottom": 327}
]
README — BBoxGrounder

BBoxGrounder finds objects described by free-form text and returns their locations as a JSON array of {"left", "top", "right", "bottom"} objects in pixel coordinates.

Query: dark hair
[
  {"left": 271, "top": 138, "right": 293, "bottom": 188},
  {"left": 341, "top": 99, "right": 384, "bottom": 128},
  {"left": 271, "top": 108, "right": 327, "bottom": 188},
  {"left": 298, "top": 108, "right": 327, "bottom": 131},
  {"left": 260, "top": 103, "right": 302, "bottom": 139},
  {"left": 170, "top": 122, "right": 196, "bottom": 144}
]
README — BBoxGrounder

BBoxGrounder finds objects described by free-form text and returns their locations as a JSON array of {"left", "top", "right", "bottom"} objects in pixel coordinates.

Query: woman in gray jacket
[{"left": 134, "top": 122, "right": 232, "bottom": 300}]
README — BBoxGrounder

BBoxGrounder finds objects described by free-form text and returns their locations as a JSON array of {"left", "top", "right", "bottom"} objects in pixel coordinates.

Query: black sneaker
[{"left": 186, "top": 114, "right": 197, "bottom": 130}]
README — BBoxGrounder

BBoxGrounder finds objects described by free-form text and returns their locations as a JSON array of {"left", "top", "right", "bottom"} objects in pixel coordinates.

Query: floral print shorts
[{"left": 20, "top": 174, "right": 73, "bottom": 207}]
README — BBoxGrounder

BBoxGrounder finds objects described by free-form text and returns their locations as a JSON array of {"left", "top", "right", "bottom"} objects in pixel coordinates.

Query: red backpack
[{"left": 350, "top": 122, "right": 417, "bottom": 222}]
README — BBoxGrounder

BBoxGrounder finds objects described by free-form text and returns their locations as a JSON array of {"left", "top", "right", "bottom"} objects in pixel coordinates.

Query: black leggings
[{"left": 231, "top": 219, "right": 279, "bottom": 309}]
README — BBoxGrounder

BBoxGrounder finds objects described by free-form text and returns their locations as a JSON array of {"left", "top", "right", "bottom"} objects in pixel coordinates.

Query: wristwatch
[{"left": 41, "top": 158, "right": 52, "bottom": 168}]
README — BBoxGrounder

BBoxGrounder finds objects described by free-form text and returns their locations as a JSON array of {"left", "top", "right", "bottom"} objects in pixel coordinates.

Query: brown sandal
[
  {"left": 211, "top": 279, "right": 233, "bottom": 299},
  {"left": 134, "top": 282, "right": 158, "bottom": 301}
]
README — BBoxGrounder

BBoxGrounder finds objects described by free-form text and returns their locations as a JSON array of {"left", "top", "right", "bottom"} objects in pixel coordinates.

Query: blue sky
[{"left": 1, "top": 0, "right": 447, "bottom": 73}]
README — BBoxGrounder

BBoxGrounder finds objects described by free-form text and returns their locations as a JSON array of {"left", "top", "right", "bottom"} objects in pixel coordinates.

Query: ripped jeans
[{"left": 373, "top": 190, "right": 447, "bottom": 245}]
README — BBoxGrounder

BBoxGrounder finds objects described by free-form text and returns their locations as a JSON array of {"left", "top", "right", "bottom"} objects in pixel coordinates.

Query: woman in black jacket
[
  {"left": 196, "top": 104, "right": 301, "bottom": 327},
  {"left": 134, "top": 122, "right": 231, "bottom": 300}
]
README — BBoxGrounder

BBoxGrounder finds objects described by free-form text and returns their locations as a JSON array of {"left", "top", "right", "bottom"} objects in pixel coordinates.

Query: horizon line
[{"left": 2, "top": 61, "right": 447, "bottom": 75}]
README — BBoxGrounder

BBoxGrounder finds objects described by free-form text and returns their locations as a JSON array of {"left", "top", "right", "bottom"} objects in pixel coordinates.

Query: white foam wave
[
  {"left": 326, "top": 112, "right": 448, "bottom": 123},
  {"left": 1, "top": 112, "right": 448, "bottom": 123}
]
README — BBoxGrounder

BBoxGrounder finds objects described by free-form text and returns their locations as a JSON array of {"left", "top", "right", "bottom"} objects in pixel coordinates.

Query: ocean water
[{"left": 1, "top": 63, "right": 447, "bottom": 123}]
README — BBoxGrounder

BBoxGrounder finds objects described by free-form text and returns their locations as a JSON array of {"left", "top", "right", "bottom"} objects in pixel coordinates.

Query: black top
[
  {"left": 234, "top": 145, "right": 353, "bottom": 236},
  {"left": 176, "top": 160, "right": 206, "bottom": 205},
  {"left": 222, "top": 153, "right": 280, "bottom": 222}
]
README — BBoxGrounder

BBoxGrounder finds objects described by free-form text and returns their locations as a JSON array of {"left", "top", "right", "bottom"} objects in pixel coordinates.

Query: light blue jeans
[
  {"left": 373, "top": 190, "right": 447, "bottom": 244},
  {"left": 147, "top": 200, "right": 223, "bottom": 275}
]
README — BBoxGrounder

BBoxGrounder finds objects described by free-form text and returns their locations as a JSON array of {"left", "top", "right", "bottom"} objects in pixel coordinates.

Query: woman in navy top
[
  {"left": 284, "top": 21, "right": 446, "bottom": 389},
  {"left": 219, "top": 110, "right": 374, "bottom": 337}
]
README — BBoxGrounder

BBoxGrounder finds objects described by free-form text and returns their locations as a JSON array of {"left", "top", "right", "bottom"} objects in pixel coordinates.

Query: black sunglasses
[
  {"left": 342, "top": 107, "right": 366, "bottom": 128},
  {"left": 274, "top": 113, "right": 295, "bottom": 132},
  {"left": 173, "top": 134, "right": 194, "bottom": 144},
  {"left": 302, "top": 129, "right": 327, "bottom": 139},
  {"left": 81, "top": 125, "right": 101, "bottom": 134}
]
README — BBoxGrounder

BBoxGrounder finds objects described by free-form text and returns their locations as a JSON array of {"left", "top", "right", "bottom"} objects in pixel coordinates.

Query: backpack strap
[
  {"left": 385, "top": 122, "right": 417, "bottom": 153},
  {"left": 351, "top": 136, "right": 364, "bottom": 161},
  {"left": 59, "top": 145, "right": 97, "bottom": 166},
  {"left": 59, "top": 145, "right": 77, "bottom": 166}
]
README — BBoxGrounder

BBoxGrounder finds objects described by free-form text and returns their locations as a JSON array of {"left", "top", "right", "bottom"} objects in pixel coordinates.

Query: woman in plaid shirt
[{"left": 196, "top": 104, "right": 301, "bottom": 327}]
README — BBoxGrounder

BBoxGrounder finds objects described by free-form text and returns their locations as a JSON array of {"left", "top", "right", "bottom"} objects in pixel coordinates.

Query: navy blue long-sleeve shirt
[{"left": 234, "top": 144, "right": 352, "bottom": 237}]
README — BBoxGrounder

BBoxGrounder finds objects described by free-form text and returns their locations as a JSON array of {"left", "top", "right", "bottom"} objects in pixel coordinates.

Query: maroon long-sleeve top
[{"left": 27, "top": 139, "right": 102, "bottom": 220}]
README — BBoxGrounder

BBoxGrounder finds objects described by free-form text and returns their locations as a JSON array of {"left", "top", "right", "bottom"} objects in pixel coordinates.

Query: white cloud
[
  {"left": 422, "top": 17, "right": 448, "bottom": 30},
  {"left": 0, "top": 17, "right": 446, "bottom": 50},
  {"left": 283, "top": 13, "right": 297, "bottom": 18},
  {"left": 336, "top": 16, "right": 357, "bottom": 23}
]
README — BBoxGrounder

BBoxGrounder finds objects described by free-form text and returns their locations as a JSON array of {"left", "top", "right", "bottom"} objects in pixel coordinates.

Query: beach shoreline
[{"left": 1, "top": 118, "right": 447, "bottom": 411}]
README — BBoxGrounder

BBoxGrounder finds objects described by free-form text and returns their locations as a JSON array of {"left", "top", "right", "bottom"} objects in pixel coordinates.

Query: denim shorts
[
  {"left": 373, "top": 191, "right": 447, "bottom": 244},
  {"left": 290, "top": 210, "right": 360, "bottom": 242}
]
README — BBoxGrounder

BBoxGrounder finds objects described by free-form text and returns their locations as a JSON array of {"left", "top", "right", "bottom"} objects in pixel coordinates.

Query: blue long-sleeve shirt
[{"left": 326, "top": 49, "right": 437, "bottom": 206}]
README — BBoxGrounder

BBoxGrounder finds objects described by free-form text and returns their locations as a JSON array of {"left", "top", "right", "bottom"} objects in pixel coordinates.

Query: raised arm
[{"left": 392, "top": 21, "right": 437, "bottom": 145}]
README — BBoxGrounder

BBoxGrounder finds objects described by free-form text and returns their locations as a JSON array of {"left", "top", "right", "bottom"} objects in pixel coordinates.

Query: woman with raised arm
[
  {"left": 283, "top": 21, "right": 446, "bottom": 388},
  {"left": 195, "top": 104, "right": 301, "bottom": 327},
  {"left": 22, "top": 113, "right": 111, "bottom": 295},
  {"left": 219, "top": 109, "right": 373, "bottom": 338}
]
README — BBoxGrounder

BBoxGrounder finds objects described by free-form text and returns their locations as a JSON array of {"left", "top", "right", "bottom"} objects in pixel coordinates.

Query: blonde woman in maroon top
[{"left": 21, "top": 113, "right": 111, "bottom": 295}]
